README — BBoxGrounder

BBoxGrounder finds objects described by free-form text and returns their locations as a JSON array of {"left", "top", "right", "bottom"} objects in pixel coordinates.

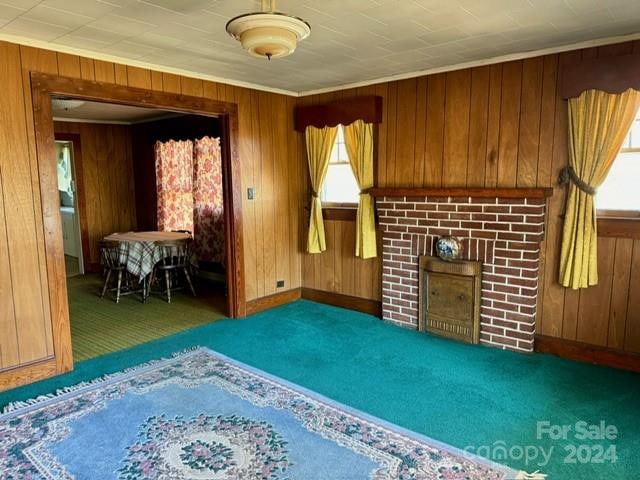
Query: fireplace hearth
[{"left": 373, "top": 187, "right": 551, "bottom": 352}]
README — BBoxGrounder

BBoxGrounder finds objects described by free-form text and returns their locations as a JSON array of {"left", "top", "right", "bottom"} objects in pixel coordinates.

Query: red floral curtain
[
  {"left": 155, "top": 140, "right": 194, "bottom": 233},
  {"left": 193, "top": 136, "right": 225, "bottom": 264}
]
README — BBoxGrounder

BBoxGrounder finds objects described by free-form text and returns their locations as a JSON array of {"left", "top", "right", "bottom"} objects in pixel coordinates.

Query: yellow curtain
[
  {"left": 344, "top": 120, "right": 377, "bottom": 259},
  {"left": 305, "top": 125, "right": 338, "bottom": 253},
  {"left": 559, "top": 88, "right": 640, "bottom": 289}
]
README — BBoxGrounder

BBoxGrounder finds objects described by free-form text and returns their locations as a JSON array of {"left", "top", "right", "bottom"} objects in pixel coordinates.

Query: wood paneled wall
[
  {"left": 2, "top": 34, "right": 639, "bottom": 382},
  {"left": 0, "top": 40, "right": 302, "bottom": 379},
  {"left": 303, "top": 220, "right": 381, "bottom": 300},
  {"left": 54, "top": 121, "right": 136, "bottom": 266},
  {"left": 0, "top": 43, "right": 54, "bottom": 372},
  {"left": 569, "top": 237, "right": 640, "bottom": 352},
  {"left": 300, "top": 40, "right": 640, "bottom": 354}
]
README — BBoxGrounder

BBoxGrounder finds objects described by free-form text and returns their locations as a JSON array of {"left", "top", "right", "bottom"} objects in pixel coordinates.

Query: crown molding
[
  {"left": 298, "top": 31, "right": 640, "bottom": 96},
  {"left": 0, "top": 32, "right": 298, "bottom": 97},
  {"left": 2, "top": 30, "right": 640, "bottom": 98}
]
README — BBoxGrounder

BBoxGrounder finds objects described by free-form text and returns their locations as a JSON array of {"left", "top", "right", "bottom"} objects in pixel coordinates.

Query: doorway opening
[
  {"left": 52, "top": 99, "right": 230, "bottom": 361},
  {"left": 55, "top": 138, "right": 84, "bottom": 278},
  {"left": 31, "top": 74, "right": 245, "bottom": 371}
]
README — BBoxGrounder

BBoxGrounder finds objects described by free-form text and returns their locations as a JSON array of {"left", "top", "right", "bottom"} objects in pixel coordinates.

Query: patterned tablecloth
[{"left": 103, "top": 231, "right": 191, "bottom": 281}]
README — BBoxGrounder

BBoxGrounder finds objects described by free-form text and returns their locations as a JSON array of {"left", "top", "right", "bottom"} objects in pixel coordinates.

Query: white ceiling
[
  {"left": 1, "top": 0, "right": 640, "bottom": 95},
  {"left": 52, "top": 98, "right": 180, "bottom": 123}
]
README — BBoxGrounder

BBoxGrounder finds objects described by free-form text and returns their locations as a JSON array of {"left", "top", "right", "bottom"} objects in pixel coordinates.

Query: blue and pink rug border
[{"left": 1, "top": 347, "right": 523, "bottom": 479}]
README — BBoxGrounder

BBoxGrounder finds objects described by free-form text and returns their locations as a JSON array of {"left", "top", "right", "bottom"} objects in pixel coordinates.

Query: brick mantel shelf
[{"left": 376, "top": 188, "right": 551, "bottom": 353}]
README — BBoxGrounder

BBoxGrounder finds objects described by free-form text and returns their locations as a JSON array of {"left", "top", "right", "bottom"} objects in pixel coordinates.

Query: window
[
  {"left": 320, "top": 125, "right": 359, "bottom": 205},
  {"left": 596, "top": 110, "right": 640, "bottom": 217}
]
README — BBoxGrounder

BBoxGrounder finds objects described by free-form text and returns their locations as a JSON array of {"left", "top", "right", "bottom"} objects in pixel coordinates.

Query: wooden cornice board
[{"left": 295, "top": 96, "right": 382, "bottom": 131}]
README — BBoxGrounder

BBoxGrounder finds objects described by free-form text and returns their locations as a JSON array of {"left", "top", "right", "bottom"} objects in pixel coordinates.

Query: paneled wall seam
[{"left": 0, "top": 162, "right": 20, "bottom": 365}]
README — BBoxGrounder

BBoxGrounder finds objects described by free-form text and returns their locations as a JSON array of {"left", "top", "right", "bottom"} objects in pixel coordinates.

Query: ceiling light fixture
[
  {"left": 225, "top": 0, "right": 310, "bottom": 60},
  {"left": 51, "top": 98, "right": 86, "bottom": 111}
]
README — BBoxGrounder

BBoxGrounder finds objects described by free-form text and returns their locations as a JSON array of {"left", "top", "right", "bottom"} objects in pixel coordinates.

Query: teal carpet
[{"left": 2, "top": 300, "right": 638, "bottom": 479}]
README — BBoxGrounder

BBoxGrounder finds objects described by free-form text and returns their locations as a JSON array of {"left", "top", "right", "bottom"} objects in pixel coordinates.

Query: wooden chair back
[
  {"left": 99, "top": 240, "right": 125, "bottom": 269},
  {"left": 156, "top": 239, "right": 192, "bottom": 269}
]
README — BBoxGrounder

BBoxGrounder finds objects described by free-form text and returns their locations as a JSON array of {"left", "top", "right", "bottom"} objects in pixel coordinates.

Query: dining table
[{"left": 103, "top": 231, "right": 192, "bottom": 282}]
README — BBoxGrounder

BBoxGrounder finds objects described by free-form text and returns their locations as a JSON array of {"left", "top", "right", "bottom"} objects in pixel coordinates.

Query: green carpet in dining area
[
  {"left": 2, "top": 299, "right": 639, "bottom": 479},
  {"left": 68, "top": 274, "right": 226, "bottom": 360}
]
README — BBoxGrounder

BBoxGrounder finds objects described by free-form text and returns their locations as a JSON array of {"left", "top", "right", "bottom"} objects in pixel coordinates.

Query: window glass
[
  {"left": 320, "top": 125, "right": 359, "bottom": 204},
  {"left": 620, "top": 113, "right": 640, "bottom": 150},
  {"left": 597, "top": 110, "right": 640, "bottom": 214},
  {"left": 596, "top": 151, "right": 640, "bottom": 212}
]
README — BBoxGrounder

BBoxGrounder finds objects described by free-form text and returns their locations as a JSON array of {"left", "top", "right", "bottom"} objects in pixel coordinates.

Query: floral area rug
[{"left": 0, "top": 348, "right": 520, "bottom": 479}]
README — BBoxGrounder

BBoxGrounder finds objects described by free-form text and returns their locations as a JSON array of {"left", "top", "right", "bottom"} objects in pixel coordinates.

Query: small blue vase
[{"left": 435, "top": 236, "right": 462, "bottom": 261}]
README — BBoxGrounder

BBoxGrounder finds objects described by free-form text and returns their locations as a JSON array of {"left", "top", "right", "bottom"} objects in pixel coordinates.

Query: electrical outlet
[
  {"left": 276, "top": 280, "right": 285, "bottom": 288},
  {"left": 247, "top": 187, "right": 254, "bottom": 200}
]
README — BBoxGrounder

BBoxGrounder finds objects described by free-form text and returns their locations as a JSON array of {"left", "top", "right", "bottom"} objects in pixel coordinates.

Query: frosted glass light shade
[
  {"left": 51, "top": 98, "right": 85, "bottom": 110},
  {"left": 226, "top": 12, "right": 310, "bottom": 59}
]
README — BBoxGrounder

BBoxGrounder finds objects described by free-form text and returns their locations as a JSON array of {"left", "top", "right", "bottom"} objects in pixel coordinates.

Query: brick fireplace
[{"left": 374, "top": 189, "right": 550, "bottom": 352}]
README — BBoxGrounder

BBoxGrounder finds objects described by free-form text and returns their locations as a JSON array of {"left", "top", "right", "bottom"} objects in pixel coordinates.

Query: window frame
[
  {"left": 597, "top": 216, "right": 640, "bottom": 238},
  {"left": 308, "top": 123, "right": 378, "bottom": 220},
  {"left": 320, "top": 124, "right": 359, "bottom": 209},
  {"left": 597, "top": 211, "right": 640, "bottom": 240},
  {"left": 596, "top": 111, "right": 640, "bottom": 238},
  {"left": 597, "top": 209, "right": 640, "bottom": 219}
]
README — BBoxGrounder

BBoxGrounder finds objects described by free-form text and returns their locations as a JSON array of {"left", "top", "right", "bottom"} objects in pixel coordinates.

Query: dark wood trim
[
  {"left": 322, "top": 201, "right": 358, "bottom": 208},
  {"left": 31, "top": 74, "right": 73, "bottom": 375},
  {"left": 53, "top": 132, "right": 94, "bottom": 273},
  {"left": 0, "top": 358, "right": 57, "bottom": 392},
  {"left": 560, "top": 52, "right": 640, "bottom": 99},
  {"left": 32, "top": 73, "right": 238, "bottom": 116},
  {"left": 219, "top": 108, "right": 246, "bottom": 317},
  {"left": 323, "top": 206, "right": 357, "bottom": 221},
  {"left": 597, "top": 209, "right": 640, "bottom": 219},
  {"left": 369, "top": 187, "right": 553, "bottom": 199},
  {"left": 295, "top": 95, "right": 382, "bottom": 131},
  {"left": 301, "top": 288, "right": 381, "bottom": 317},
  {"left": 535, "top": 335, "right": 640, "bottom": 373},
  {"left": 245, "top": 288, "right": 301, "bottom": 315},
  {"left": 30, "top": 73, "right": 246, "bottom": 378},
  {"left": 597, "top": 216, "right": 640, "bottom": 239}
]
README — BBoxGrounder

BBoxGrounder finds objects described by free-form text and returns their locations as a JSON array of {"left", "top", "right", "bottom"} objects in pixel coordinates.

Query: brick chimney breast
[{"left": 377, "top": 195, "right": 546, "bottom": 352}]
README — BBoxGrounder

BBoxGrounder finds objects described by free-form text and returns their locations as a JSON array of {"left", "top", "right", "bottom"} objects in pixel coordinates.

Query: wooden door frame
[
  {"left": 53, "top": 132, "right": 92, "bottom": 273},
  {"left": 30, "top": 72, "right": 246, "bottom": 377}
]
